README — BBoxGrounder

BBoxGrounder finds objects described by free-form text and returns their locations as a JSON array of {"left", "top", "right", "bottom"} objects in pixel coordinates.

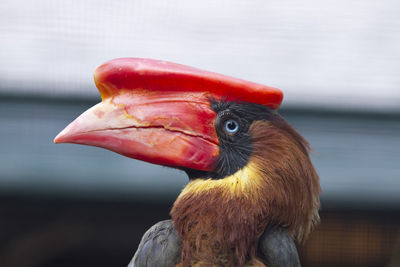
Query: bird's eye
[{"left": 224, "top": 119, "right": 239, "bottom": 134}]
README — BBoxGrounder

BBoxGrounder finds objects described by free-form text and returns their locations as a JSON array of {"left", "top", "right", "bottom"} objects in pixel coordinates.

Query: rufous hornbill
[{"left": 54, "top": 58, "right": 320, "bottom": 267}]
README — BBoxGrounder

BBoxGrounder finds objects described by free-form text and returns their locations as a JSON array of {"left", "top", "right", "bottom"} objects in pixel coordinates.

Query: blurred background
[{"left": 0, "top": 0, "right": 399, "bottom": 266}]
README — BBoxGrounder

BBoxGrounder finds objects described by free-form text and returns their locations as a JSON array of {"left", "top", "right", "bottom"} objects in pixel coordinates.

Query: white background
[{"left": 1, "top": 0, "right": 399, "bottom": 111}]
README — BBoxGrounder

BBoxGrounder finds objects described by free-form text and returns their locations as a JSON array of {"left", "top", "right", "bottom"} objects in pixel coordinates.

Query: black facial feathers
[{"left": 184, "top": 99, "right": 277, "bottom": 180}]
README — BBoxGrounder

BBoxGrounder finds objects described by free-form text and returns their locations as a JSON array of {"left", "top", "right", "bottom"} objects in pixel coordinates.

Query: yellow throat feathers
[{"left": 179, "top": 161, "right": 264, "bottom": 199}]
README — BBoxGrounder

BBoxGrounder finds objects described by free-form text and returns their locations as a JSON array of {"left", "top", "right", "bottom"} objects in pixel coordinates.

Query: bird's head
[{"left": 55, "top": 58, "right": 320, "bottom": 243}]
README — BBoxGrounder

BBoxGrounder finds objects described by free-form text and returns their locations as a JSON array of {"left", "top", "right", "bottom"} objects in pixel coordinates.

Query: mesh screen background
[
  {"left": 300, "top": 211, "right": 400, "bottom": 267},
  {"left": 1, "top": 0, "right": 400, "bottom": 110}
]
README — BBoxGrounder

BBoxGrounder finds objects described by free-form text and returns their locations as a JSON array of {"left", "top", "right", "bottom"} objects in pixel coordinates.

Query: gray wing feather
[
  {"left": 128, "top": 220, "right": 181, "bottom": 267},
  {"left": 128, "top": 221, "right": 300, "bottom": 267},
  {"left": 258, "top": 227, "right": 301, "bottom": 267}
]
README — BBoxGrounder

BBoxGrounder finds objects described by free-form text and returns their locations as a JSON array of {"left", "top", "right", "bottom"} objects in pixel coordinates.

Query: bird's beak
[
  {"left": 54, "top": 62, "right": 220, "bottom": 171},
  {"left": 54, "top": 57, "right": 283, "bottom": 171}
]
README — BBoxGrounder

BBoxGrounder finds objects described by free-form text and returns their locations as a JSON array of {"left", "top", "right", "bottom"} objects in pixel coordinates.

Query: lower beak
[{"left": 54, "top": 90, "right": 219, "bottom": 171}]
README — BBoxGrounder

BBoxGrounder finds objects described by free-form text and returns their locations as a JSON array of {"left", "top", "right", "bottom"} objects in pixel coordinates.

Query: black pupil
[{"left": 227, "top": 121, "right": 237, "bottom": 130}]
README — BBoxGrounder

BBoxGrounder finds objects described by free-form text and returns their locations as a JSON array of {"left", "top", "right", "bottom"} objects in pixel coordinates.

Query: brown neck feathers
[{"left": 171, "top": 119, "right": 320, "bottom": 266}]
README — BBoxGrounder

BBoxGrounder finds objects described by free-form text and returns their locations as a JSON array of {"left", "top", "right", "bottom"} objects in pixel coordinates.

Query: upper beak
[{"left": 54, "top": 61, "right": 220, "bottom": 171}]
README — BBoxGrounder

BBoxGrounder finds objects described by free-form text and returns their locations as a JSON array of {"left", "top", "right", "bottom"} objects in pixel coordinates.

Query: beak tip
[
  {"left": 54, "top": 127, "right": 71, "bottom": 144},
  {"left": 53, "top": 133, "right": 63, "bottom": 144}
]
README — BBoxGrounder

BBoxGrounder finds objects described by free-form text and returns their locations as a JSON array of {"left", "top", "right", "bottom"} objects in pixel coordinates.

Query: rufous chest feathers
[{"left": 171, "top": 121, "right": 320, "bottom": 267}]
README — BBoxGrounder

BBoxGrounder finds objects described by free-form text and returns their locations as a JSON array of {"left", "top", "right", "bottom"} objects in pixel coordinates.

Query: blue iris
[{"left": 225, "top": 119, "right": 239, "bottom": 134}]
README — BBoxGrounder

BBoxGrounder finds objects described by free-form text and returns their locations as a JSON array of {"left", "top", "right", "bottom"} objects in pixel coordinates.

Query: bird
[{"left": 54, "top": 58, "right": 320, "bottom": 267}]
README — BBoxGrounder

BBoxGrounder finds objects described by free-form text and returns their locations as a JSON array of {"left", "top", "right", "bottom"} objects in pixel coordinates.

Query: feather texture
[
  {"left": 128, "top": 220, "right": 300, "bottom": 267},
  {"left": 171, "top": 119, "right": 320, "bottom": 266}
]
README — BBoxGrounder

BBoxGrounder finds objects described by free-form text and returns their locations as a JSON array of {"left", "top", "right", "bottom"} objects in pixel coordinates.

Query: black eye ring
[{"left": 224, "top": 119, "right": 239, "bottom": 134}]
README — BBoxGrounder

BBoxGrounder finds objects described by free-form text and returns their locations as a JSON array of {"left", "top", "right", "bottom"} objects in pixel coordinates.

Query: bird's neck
[
  {"left": 171, "top": 120, "right": 321, "bottom": 266},
  {"left": 171, "top": 163, "right": 268, "bottom": 267}
]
